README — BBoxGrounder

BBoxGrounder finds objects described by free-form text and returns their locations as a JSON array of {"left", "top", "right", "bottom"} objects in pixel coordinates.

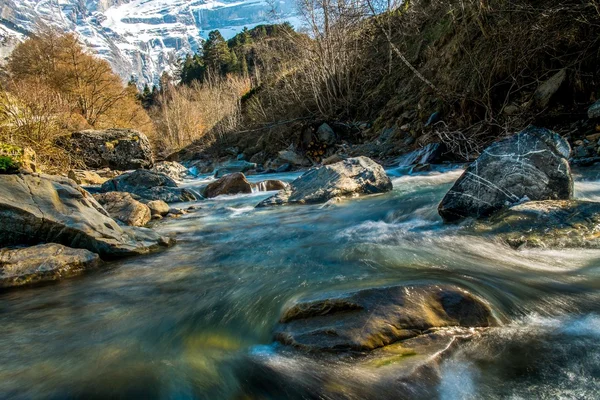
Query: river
[{"left": 1, "top": 166, "right": 600, "bottom": 399}]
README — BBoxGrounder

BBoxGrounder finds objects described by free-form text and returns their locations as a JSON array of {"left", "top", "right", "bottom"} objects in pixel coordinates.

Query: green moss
[{"left": 0, "top": 156, "right": 19, "bottom": 174}]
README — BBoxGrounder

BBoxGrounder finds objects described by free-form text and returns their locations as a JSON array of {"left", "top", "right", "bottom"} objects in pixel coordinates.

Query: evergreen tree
[{"left": 202, "top": 30, "right": 231, "bottom": 76}]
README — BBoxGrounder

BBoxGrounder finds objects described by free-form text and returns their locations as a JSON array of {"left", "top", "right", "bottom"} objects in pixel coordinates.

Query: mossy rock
[
  {"left": 0, "top": 156, "right": 19, "bottom": 174},
  {"left": 0, "top": 143, "right": 36, "bottom": 173}
]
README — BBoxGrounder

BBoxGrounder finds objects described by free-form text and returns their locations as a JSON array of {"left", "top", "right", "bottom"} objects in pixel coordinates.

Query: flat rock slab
[
  {"left": 439, "top": 127, "right": 573, "bottom": 222},
  {"left": 474, "top": 200, "right": 600, "bottom": 249},
  {"left": 274, "top": 284, "right": 495, "bottom": 352},
  {"left": 0, "top": 244, "right": 101, "bottom": 288},
  {"left": 257, "top": 156, "right": 392, "bottom": 207}
]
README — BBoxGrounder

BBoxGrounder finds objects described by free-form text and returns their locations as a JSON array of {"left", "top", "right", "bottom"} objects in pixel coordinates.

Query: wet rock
[
  {"left": 254, "top": 180, "right": 288, "bottom": 192},
  {"left": 68, "top": 129, "right": 154, "bottom": 170},
  {"left": 316, "top": 123, "right": 337, "bottom": 145},
  {"left": 589, "top": 100, "right": 600, "bottom": 119},
  {"left": 275, "top": 284, "right": 494, "bottom": 352},
  {"left": 439, "top": 127, "right": 573, "bottom": 222},
  {"left": 0, "top": 244, "right": 101, "bottom": 288},
  {"left": 147, "top": 200, "right": 170, "bottom": 217},
  {"left": 202, "top": 173, "right": 253, "bottom": 198},
  {"left": 94, "top": 192, "right": 151, "bottom": 227},
  {"left": 100, "top": 170, "right": 197, "bottom": 203},
  {"left": 532, "top": 69, "right": 566, "bottom": 109},
  {"left": 475, "top": 200, "right": 600, "bottom": 249},
  {"left": 0, "top": 173, "right": 173, "bottom": 258},
  {"left": 68, "top": 169, "right": 107, "bottom": 185},
  {"left": 395, "top": 143, "right": 446, "bottom": 166},
  {"left": 240, "top": 328, "right": 481, "bottom": 400},
  {"left": 257, "top": 157, "right": 392, "bottom": 207},
  {"left": 150, "top": 161, "right": 189, "bottom": 181},
  {"left": 276, "top": 163, "right": 291, "bottom": 173},
  {"left": 214, "top": 160, "right": 257, "bottom": 178}
]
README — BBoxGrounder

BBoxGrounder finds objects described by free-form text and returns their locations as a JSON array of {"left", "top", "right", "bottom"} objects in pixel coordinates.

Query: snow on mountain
[{"left": 0, "top": 0, "right": 299, "bottom": 85}]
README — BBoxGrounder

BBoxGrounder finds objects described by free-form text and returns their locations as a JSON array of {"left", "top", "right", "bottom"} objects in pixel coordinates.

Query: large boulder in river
[
  {"left": 202, "top": 173, "right": 253, "bottom": 198},
  {"left": 257, "top": 156, "right": 392, "bottom": 207},
  {"left": 274, "top": 284, "right": 495, "bottom": 352},
  {"left": 0, "top": 173, "right": 173, "bottom": 258},
  {"left": 68, "top": 129, "right": 154, "bottom": 170},
  {"left": 0, "top": 244, "right": 101, "bottom": 288},
  {"left": 94, "top": 192, "right": 151, "bottom": 227},
  {"left": 150, "top": 161, "right": 190, "bottom": 181},
  {"left": 475, "top": 200, "right": 600, "bottom": 249},
  {"left": 100, "top": 170, "right": 197, "bottom": 203},
  {"left": 438, "top": 127, "right": 573, "bottom": 222}
]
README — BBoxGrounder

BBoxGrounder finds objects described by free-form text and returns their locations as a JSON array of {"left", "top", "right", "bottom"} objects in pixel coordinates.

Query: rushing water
[{"left": 2, "top": 167, "right": 600, "bottom": 399}]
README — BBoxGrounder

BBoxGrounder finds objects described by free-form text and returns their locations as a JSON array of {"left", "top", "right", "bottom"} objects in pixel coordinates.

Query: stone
[
  {"left": 94, "top": 192, "right": 151, "bottom": 227},
  {"left": 533, "top": 69, "right": 566, "bottom": 109},
  {"left": 474, "top": 200, "right": 600, "bottom": 249},
  {"left": 395, "top": 143, "right": 446, "bottom": 166},
  {"left": 68, "top": 169, "right": 107, "bottom": 185},
  {"left": 276, "top": 163, "right": 291, "bottom": 173},
  {"left": 438, "top": 127, "right": 573, "bottom": 222},
  {"left": 150, "top": 161, "right": 189, "bottom": 181},
  {"left": 0, "top": 173, "right": 173, "bottom": 258},
  {"left": 0, "top": 244, "right": 101, "bottom": 288},
  {"left": 316, "top": 123, "right": 337, "bottom": 145},
  {"left": 588, "top": 100, "right": 600, "bottom": 119},
  {"left": 253, "top": 180, "right": 288, "bottom": 192},
  {"left": 257, "top": 157, "right": 392, "bottom": 207},
  {"left": 147, "top": 200, "right": 170, "bottom": 216},
  {"left": 214, "top": 160, "right": 257, "bottom": 178},
  {"left": 322, "top": 154, "right": 343, "bottom": 165},
  {"left": 202, "top": 173, "right": 253, "bottom": 198},
  {"left": 67, "top": 129, "right": 154, "bottom": 170},
  {"left": 424, "top": 111, "right": 441, "bottom": 127},
  {"left": 278, "top": 150, "right": 309, "bottom": 167},
  {"left": 274, "top": 284, "right": 494, "bottom": 352},
  {"left": 100, "top": 170, "right": 197, "bottom": 203}
]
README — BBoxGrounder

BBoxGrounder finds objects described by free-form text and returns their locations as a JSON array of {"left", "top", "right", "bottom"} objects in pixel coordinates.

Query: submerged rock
[
  {"left": 94, "top": 192, "right": 151, "bottom": 227},
  {"left": 150, "top": 161, "right": 190, "bottom": 181},
  {"left": 68, "top": 129, "right": 154, "bottom": 170},
  {"left": 100, "top": 170, "right": 197, "bottom": 203},
  {"left": 202, "top": 173, "right": 253, "bottom": 198},
  {"left": 275, "top": 283, "right": 494, "bottom": 352},
  {"left": 475, "top": 200, "right": 600, "bottom": 249},
  {"left": 0, "top": 244, "right": 101, "bottom": 288},
  {"left": 438, "top": 127, "right": 573, "bottom": 222},
  {"left": 257, "top": 156, "right": 392, "bottom": 207},
  {"left": 239, "top": 283, "right": 495, "bottom": 399},
  {"left": 0, "top": 173, "right": 173, "bottom": 258}
]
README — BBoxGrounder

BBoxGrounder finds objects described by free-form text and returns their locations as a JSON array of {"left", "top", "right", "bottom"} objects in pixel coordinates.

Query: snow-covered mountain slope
[{"left": 0, "top": 0, "right": 299, "bottom": 85}]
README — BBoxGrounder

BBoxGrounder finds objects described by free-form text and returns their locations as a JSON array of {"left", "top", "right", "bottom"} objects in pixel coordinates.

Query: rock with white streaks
[{"left": 438, "top": 126, "right": 573, "bottom": 222}]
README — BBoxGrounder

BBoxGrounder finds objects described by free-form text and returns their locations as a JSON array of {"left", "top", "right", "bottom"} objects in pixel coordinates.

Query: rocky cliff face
[{"left": 0, "top": 0, "right": 298, "bottom": 85}]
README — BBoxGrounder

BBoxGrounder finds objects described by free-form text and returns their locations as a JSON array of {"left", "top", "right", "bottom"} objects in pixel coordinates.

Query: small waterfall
[{"left": 253, "top": 181, "right": 269, "bottom": 193}]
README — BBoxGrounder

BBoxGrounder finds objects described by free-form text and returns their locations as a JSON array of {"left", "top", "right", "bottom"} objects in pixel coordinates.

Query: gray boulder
[
  {"left": 0, "top": 173, "right": 174, "bottom": 258},
  {"left": 150, "top": 161, "right": 189, "bottom": 181},
  {"left": 589, "top": 100, "right": 600, "bottom": 119},
  {"left": 532, "top": 69, "right": 566, "bottom": 109},
  {"left": 147, "top": 200, "right": 170, "bottom": 217},
  {"left": 202, "top": 173, "right": 253, "bottom": 198},
  {"left": 94, "top": 192, "right": 151, "bottom": 227},
  {"left": 100, "top": 170, "right": 197, "bottom": 203},
  {"left": 68, "top": 129, "right": 154, "bottom": 170},
  {"left": 275, "top": 284, "right": 494, "bottom": 352},
  {"left": 214, "top": 160, "right": 257, "bottom": 178},
  {"left": 475, "top": 200, "right": 600, "bottom": 249},
  {"left": 277, "top": 150, "right": 310, "bottom": 166},
  {"left": 438, "top": 127, "right": 573, "bottom": 222},
  {"left": 316, "top": 123, "right": 337, "bottom": 145},
  {"left": 257, "top": 156, "right": 392, "bottom": 207},
  {"left": 0, "top": 244, "right": 101, "bottom": 288}
]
